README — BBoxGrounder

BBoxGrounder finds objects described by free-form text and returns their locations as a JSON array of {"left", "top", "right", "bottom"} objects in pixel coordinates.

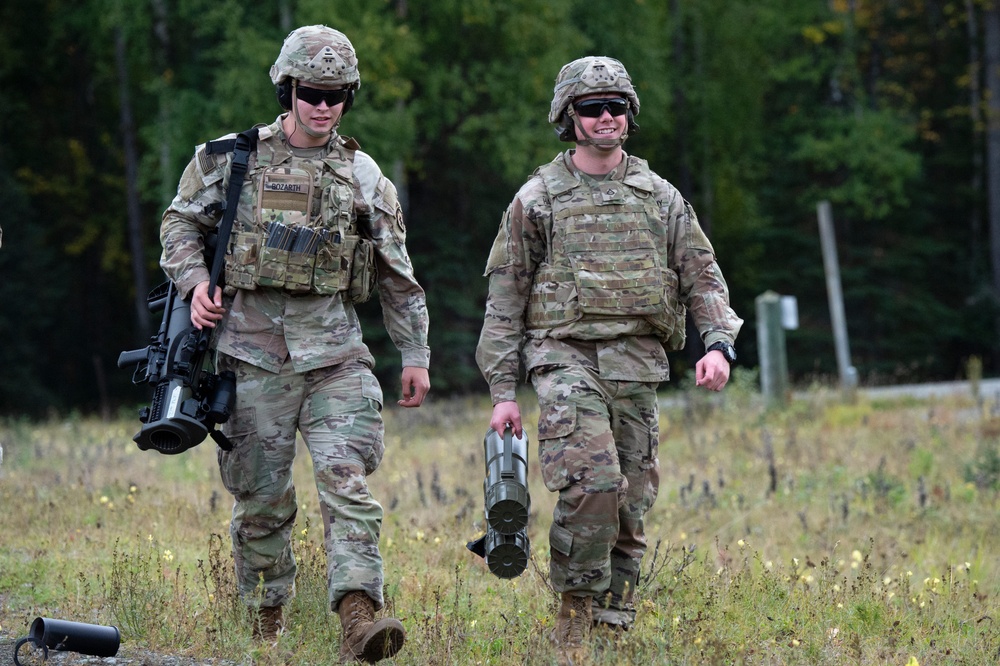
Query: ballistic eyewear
[
  {"left": 295, "top": 85, "right": 350, "bottom": 107},
  {"left": 573, "top": 98, "right": 629, "bottom": 118}
]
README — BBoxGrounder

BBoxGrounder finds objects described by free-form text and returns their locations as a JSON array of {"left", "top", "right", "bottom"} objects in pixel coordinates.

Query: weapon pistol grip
[{"left": 117, "top": 348, "right": 149, "bottom": 368}]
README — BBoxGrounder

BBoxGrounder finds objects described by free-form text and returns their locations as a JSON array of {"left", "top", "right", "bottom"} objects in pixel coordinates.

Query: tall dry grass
[{"left": 1, "top": 372, "right": 998, "bottom": 664}]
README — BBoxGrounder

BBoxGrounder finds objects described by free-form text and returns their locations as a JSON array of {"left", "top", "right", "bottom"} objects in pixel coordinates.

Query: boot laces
[
  {"left": 567, "top": 596, "right": 589, "bottom": 644},
  {"left": 348, "top": 594, "right": 375, "bottom": 631}
]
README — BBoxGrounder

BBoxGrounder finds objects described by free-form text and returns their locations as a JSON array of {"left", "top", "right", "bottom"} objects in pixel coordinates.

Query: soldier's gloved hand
[{"left": 190, "top": 280, "right": 226, "bottom": 330}]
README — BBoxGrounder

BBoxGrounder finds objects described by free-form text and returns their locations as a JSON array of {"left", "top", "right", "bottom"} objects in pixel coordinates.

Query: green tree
[{"left": 1, "top": 0, "right": 998, "bottom": 415}]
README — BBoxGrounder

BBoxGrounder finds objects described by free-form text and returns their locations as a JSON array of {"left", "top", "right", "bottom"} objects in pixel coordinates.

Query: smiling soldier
[{"left": 475, "top": 56, "right": 742, "bottom": 665}]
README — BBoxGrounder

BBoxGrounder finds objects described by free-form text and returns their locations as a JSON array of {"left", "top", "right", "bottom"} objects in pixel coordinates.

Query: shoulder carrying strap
[
  {"left": 207, "top": 127, "right": 259, "bottom": 295},
  {"left": 205, "top": 138, "right": 238, "bottom": 155}
]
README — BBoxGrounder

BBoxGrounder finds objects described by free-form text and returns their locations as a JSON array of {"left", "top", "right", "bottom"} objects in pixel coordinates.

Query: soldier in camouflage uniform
[
  {"left": 160, "top": 25, "right": 430, "bottom": 664},
  {"left": 476, "top": 56, "right": 742, "bottom": 665}
]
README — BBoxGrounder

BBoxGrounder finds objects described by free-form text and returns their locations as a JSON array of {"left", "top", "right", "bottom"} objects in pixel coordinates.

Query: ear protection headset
[
  {"left": 276, "top": 80, "right": 356, "bottom": 114},
  {"left": 276, "top": 80, "right": 293, "bottom": 110}
]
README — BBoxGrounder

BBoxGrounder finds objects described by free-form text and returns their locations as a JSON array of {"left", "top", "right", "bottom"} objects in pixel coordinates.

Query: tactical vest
[
  {"left": 524, "top": 156, "right": 685, "bottom": 348},
  {"left": 222, "top": 134, "right": 375, "bottom": 301}
]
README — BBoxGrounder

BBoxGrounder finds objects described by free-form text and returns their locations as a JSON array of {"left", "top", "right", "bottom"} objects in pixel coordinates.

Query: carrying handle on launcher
[{"left": 502, "top": 426, "right": 514, "bottom": 479}]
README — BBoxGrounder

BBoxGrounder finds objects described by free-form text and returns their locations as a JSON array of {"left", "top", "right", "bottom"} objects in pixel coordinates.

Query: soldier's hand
[
  {"left": 490, "top": 401, "right": 522, "bottom": 438},
  {"left": 398, "top": 366, "right": 430, "bottom": 408},
  {"left": 696, "top": 351, "right": 731, "bottom": 392},
  {"left": 190, "top": 280, "right": 225, "bottom": 330}
]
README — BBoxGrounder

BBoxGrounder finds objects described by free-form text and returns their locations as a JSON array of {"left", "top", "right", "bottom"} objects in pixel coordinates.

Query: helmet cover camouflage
[
  {"left": 548, "top": 56, "right": 639, "bottom": 124},
  {"left": 270, "top": 25, "right": 361, "bottom": 90}
]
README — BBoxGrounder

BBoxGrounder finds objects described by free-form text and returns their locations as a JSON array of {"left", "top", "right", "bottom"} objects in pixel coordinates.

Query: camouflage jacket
[
  {"left": 476, "top": 150, "right": 742, "bottom": 404},
  {"left": 160, "top": 116, "right": 430, "bottom": 374}
]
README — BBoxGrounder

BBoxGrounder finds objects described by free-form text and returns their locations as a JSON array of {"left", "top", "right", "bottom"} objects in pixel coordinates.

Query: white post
[{"left": 817, "top": 200, "right": 858, "bottom": 397}]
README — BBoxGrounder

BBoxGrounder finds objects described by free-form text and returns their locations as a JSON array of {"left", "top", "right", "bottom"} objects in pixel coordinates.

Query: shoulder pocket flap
[{"left": 196, "top": 145, "right": 228, "bottom": 186}]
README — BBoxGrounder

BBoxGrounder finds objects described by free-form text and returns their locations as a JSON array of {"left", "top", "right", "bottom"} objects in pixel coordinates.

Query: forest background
[{"left": 2, "top": 0, "right": 999, "bottom": 416}]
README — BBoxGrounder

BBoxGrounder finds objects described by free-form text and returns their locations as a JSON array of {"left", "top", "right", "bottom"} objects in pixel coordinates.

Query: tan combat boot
[
  {"left": 550, "top": 592, "right": 592, "bottom": 666},
  {"left": 251, "top": 605, "right": 284, "bottom": 643},
  {"left": 338, "top": 591, "right": 405, "bottom": 663}
]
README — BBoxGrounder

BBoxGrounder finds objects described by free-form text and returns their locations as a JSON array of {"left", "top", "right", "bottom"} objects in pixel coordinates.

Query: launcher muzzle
[
  {"left": 467, "top": 427, "right": 531, "bottom": 578},
  {"left": 14, "top": 617, "right": 120, "bottom": 665},
  {"left": 117, "top": 280, "right": 234, "bottom": 454}
]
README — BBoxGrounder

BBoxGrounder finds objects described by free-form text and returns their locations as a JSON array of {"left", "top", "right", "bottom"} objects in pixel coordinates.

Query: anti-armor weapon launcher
[
  {"left": 117, "top": 128, "right": 258, "bottom": 455},
  {"left": 467, "top": 427, "right": 531, "bottom": 579},
  {"left": 117, "top": 278, "right": 234, "bottom": 454}
]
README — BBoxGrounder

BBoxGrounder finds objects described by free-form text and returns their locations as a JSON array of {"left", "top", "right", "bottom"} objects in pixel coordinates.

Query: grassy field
[{"left": 1, "top": 371, "right": 998, "bottom": 665}]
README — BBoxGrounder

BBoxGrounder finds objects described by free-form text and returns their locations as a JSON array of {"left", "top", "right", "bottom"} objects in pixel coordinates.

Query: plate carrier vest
[
  {"left": 524, "top": 155, "right": 685, "bottom": 349},
  {"left": 214, "top": 133, "right": 376, "bottom": 302}
]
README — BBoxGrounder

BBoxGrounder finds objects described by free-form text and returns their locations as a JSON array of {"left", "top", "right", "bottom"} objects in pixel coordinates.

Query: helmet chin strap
[
  {"left": 290, "top": 80, "right": 337, "bottom": 140},
  {"left": 567, "top": 106, "right": 628, "bottom": 150}
]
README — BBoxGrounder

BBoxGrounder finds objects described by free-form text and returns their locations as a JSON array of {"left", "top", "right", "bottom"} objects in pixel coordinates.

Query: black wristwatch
[{"left": 707, "top": 341, "right": 737, "bottom": 364}]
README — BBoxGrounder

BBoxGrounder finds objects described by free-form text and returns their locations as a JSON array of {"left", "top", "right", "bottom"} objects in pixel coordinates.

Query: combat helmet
[
  {"left": 270, "top": 25, "right": 360, "bottom": 113},
  {"left": 549, "top": 56, "right": 639, "bottom": 146}
]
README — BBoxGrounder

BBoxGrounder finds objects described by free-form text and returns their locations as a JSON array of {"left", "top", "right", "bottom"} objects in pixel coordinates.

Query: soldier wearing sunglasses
[
  {"left": 476, "top": 56, "right": 742, "bottom": 665},
  {"left": 160, "top": 25, "right": 430, "bottom": 663}
]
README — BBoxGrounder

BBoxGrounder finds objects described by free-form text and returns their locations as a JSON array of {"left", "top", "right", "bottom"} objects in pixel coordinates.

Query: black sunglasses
[
  {"left": 295, "top": 85, "right": 350, "bottom": 107},
  {"left": 573, "top": 98, "right": 629, "bottom": 118}
]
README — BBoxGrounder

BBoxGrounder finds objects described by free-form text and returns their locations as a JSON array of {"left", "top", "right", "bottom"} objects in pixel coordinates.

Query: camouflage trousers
[
  {"left": 532, "top": 364, "right": 660, "bottom": 621},
  {"left": 216, "top": 354, "right": 387, "bottom": 613}
]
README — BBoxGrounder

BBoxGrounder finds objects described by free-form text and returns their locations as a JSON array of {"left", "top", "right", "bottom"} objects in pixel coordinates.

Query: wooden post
[
  {"left": 817, "top": 201, "right": 858, "bottom": 398},
  {"left": 756, "top": 291, "right": 789, "bottom": 405}
]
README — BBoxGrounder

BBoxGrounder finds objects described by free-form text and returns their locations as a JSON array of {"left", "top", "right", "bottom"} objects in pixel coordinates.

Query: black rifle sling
[{"left": 206, "top": 128, "right": 259, "bottom": 295}]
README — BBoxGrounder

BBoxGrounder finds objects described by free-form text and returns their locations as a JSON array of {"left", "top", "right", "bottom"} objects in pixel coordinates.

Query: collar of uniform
[
  {"left": 562, "top": 149, "right": 630, "bottom": 183},
  {"left": 261, "top": 115, "right": 344, "bottom": 168},
  {"left": 536, "top": 151, "right": 578, "bottom": 197},
  {"left": 622, "top": 154, "right": 654, "bottom": 194},
  {"left": 320, "top": 139, "right": 356, "bottom": 181}
]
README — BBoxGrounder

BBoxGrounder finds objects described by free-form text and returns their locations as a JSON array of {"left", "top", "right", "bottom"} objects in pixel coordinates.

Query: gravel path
[{"left": 0, "top": 636, "right": 243, "bottom": 666}]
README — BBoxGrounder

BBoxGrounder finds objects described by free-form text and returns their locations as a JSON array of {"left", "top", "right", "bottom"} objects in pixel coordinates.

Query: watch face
[{"left": 710, "top": 343, "right": 736, "bottom": 363}]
